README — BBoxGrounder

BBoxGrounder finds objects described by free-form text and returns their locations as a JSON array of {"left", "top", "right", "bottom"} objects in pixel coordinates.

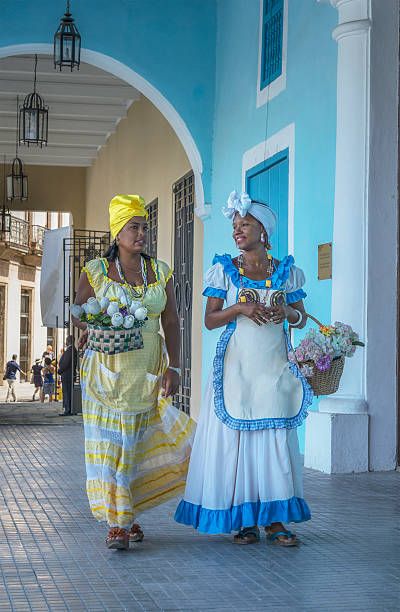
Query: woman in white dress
[{"left": 175, "top": 191, "right": 313, "bottom": 546}]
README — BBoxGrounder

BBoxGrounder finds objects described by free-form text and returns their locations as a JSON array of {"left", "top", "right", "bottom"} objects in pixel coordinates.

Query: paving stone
[{"left": 0, "top": 423, "right": 399, "bottom": 611}]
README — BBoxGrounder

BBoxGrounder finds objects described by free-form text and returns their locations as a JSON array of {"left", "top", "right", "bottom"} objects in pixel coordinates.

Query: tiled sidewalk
[{"left": 0, "top": 424, "right": 398, "bottom": 611}]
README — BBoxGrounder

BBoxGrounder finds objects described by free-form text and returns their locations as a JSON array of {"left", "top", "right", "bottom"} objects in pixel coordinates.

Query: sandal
[
  {"left": 233, "top": 526, "right": 260, "bottom": 545},
  {"left": 106, "top": 527, "right": 129, "bottom": 550},
  {"left": 129, "top": 523, "right": 144, "bottom": 543},
  {"left": 265, "top": 527, "right": 299, "bottom": 547}
]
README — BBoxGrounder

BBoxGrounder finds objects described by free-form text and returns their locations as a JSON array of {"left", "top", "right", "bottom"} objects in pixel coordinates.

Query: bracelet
[
  {"left": 168, "top": 366, "right": 181, "bottom": 376},
  {"left": 289, "top": 308, "right": 303, "bottom": 328}
]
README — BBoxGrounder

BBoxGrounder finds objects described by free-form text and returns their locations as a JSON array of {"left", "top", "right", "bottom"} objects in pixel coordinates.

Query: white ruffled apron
[{"left": 213, "top": 288, "right": 311, "bottom": 430}]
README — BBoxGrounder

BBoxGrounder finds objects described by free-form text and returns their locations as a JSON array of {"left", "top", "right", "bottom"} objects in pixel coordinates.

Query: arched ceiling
[{"left": 0, "top": 54, "right": 140, "bottom": 166}]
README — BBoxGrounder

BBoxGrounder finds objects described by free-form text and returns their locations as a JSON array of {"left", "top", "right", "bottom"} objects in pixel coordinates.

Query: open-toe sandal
[
  {"left": 265, "top": 528, "right": 299, "bottom": 547},
  {"left": 233, "top": 526, "right": 260, "bottom": 545},
  {"left": 129, "top": 523, "right": 144, "bottom": 543}
]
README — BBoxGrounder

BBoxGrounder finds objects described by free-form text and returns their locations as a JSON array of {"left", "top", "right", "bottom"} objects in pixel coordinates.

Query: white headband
[{"left": 222, "top": 190, "right": 277, "bottom": 238}]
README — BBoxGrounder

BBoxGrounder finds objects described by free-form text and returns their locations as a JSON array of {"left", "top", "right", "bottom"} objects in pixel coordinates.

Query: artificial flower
[
  {"left": 86, "top": 297, "right": 102, "bottom": 315},
  {"left": 134, "top": 307, "right": 148, "bottom": 321},
  {"left": 107, "top": 302, "right": 120, "bottom": 316},
  {"left": 70, "top": 304, "right": 83, "bottom": 318},
  {"left": 129, "top": 301, "right": 142, "bottom": 315},
  {"left": 99, "top": 296, "right": 110, "bottom": 310},
  {"left": 111, "top": 312, "right": 124, "bottom": 328},
  {"left": 123, "top": 315, "right": 135, "bottom": 329}
]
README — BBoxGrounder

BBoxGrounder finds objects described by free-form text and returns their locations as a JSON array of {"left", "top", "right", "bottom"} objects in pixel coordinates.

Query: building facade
[
  {"left": 0, "top": 0, "right": 398, "bottom": 471},
  {"left": 0, "top": 211, "right": 71, "bottom": 382}
]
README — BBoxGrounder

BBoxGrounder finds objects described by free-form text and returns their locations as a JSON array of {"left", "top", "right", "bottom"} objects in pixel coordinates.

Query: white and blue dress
[{"left": 175, "top": 254, "right": 313, "bottom": 534}]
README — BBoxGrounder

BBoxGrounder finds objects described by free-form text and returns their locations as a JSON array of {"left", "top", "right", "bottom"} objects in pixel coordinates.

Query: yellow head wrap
[{"left": 109, "top": 194, "right": 148, "bottom": 238}]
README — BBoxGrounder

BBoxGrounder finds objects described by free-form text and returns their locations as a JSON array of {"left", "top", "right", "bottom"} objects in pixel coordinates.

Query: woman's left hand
[
  {"left": 266, "top": 304, "right": 288, "bottom": 324},
  {"left": 161, "top": 368, "right": 180, "bottom": 398}
]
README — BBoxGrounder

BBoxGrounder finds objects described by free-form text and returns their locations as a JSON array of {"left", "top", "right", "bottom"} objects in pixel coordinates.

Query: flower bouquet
[
  {"left": 288, "top": 315, "right": 364, "bottom": 396},
  {"left": 70, "top": 296, "right": 148, "bottom": 355}
]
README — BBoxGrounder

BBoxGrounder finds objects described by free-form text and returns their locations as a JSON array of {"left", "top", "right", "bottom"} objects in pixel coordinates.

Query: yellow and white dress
[{"left": 80, "top": 257, "right": 195, "bottom": 529}]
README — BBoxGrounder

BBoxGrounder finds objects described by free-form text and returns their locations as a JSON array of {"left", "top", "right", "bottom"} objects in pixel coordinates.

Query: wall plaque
[{"left": 318, "top": 242, "right": 332, "bottom": 280}]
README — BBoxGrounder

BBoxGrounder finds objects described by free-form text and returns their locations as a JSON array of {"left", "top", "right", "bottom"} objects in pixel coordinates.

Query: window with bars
[
  {"left": 260, "top": 0, "right": 284, "bottom": 89},
  {"left": 146, "top": 198, "right": 158, "bottom": 259}
]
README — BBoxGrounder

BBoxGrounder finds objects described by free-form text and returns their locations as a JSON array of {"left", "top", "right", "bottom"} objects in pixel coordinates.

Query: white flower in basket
[
  {"left": 86, "top": 297, "right": 102, "bottom": 315},
  {"left": 70, "top": 304, "right": 84, "bottom": 318},
  {"left": 129, "top": 301, "right": 142, "bottom": 315},
  {"left": 134, "top": 307, "right": 148, "bottom": 321},
  {"left": 99, "top": 296, "right": 110, "bottom": 310},
  {"left": 107, "top": 302, "right": 120, "bottom": 316},
  {"left": 111, "top": 312, "right": 124, "bottom": 328},
  {"left": 123, "top": 315, "right": 135, "bottom": 329}
]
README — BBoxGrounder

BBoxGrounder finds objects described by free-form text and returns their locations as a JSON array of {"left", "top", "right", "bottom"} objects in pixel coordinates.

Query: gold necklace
[{"left": 237, "top": 252, "right": 274, "bottom": 303}]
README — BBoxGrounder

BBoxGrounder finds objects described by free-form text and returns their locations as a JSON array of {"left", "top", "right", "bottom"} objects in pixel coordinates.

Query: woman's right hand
[
  {"left": 78, "top": 329, "right": 88, "bottom": 351},
  {"left": 236, "top": 302, "right": 270, "bottom": 326}
]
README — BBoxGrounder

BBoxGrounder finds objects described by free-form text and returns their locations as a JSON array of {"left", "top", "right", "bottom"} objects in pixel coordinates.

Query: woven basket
[
  {"left": 87, "top": 324, "right": 143, "bottom": 355},
  {"left": 302, "top": 356, "right": 345, "bottom": 396},
  {"left": 298, "top": 313, "right": 345, "bottom": 396}
]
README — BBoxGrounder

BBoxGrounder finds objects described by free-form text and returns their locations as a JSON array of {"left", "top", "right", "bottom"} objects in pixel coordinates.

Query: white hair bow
[{"left": 222, "top": 190, "right": 252, "bottom": 219}]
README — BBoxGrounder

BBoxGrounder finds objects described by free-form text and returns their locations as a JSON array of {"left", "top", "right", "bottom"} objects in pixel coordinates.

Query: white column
[{"left": 305, "top": 0, "right": 371, "bottom": 472}]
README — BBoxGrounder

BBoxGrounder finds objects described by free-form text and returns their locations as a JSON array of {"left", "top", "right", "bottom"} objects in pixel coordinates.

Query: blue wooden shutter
[{"left": 261, "top": 0, "right": 284, "bottom": 89}]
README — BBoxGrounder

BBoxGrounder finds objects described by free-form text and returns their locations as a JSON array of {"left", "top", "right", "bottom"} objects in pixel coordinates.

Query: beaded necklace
[
  {"left": 115, "top": 255, "right": 148, "bottom": 300},
  {"left": 237, "top": 251, "right": 274, "bottom": 304}
]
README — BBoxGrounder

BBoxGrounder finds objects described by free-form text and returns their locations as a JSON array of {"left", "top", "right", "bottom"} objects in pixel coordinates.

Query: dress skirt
[
  {"left": 175, "top": 374, "right": 311, "bottom": 534},
  {"left": 81, "top": 334, "right": 195, "bottom": 530}
]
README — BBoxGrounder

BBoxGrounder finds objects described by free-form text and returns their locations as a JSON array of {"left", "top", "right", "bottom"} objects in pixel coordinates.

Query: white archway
[{"left": 0, "top": 43, "right": 206, "bottom": 215}]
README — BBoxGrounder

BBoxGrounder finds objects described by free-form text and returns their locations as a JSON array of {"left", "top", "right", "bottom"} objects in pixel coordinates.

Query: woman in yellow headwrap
[{"left": 72, "top": 195, "right": 195, "bottom": 549}]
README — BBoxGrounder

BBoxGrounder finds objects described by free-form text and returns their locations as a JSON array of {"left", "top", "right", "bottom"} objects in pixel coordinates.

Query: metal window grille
[
  {"left": 63, "top": 229, "right": 111, "bottom": 385},
  {"left": 261, "top": 0, "right": 284, "bottom": 89},
  {"left": 146, "top": 198, "right": 158, "bottom": 258},
  {"left": 173, "top": 171, "right": 194, "bottom": 415}
]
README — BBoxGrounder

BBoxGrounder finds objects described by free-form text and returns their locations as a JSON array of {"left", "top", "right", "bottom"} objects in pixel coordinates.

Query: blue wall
[
  {"left": 0, "top": 0, "right": 217, "bottom": 200},
  {"left": 202, "top": 0, "right": 338, "bottom": 450}
]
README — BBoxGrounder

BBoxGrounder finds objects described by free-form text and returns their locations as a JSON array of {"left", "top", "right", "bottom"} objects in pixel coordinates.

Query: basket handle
[{"left": 304, "top": 313, "right": 324, "bottom": 328}]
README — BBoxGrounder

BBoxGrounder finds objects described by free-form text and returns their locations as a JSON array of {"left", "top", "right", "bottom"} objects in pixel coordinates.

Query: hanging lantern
[
  {"left": 7, "top": 158, "right": 28, "bottom": 201},
  {"left": 1, "top": 157, "right": 12, "bottom": 236},
  {"left": 54, "top": 0, "right": 81, "bottom": 71},
  {"left": 8, "top": 97, "right": 29, "bottom": 201},
  {"left": 0, "top": 205, "right": 11, "bottom": 235},
  {"left": 20, "top": 55, "right": 48, "bottom": 147}
]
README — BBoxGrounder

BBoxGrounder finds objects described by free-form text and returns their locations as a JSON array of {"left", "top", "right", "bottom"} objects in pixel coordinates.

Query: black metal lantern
[
  {"left": 8, "top": 97, "right": 29, "bottom": 201},
  {"left": 1, "top": 158, "right": 11, "bottom": 236},
  {"left": 19, "top": 56, "right": 49, "bottom": 147},
  {"left": 54, "top": 0, "right": 81, "bottom": 71},
  {"left": 7, "top": 158, "right": 28, "bottom": 201}
]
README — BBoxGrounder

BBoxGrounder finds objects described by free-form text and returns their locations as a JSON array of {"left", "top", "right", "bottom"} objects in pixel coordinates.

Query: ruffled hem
[
  {"left": 212, "top": 253, "right": 294, "bottom": 290},
  {"left": 174, "top": 497, "right": 311, "bottom": 534}
]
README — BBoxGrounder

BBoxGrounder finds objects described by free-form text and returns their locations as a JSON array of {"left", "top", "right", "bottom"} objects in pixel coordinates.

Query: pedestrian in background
[
  {"left": 41, "top": 357, "right": 55, "bottom": 403},
  {"left": 30, "top": 359, "right": 43, "bottom": 401},
  {"left": 3, "top": 354, "right": 26, "bottom": 403},
  {"left": 58, "top": 335, "right": 77, "bottom": 416}
]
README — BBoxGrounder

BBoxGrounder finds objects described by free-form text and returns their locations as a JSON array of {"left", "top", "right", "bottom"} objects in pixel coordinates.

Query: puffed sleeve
[
  {"left": 203, "top": 262, "right": 228, "bottom": 300},
  {"left": 156, "top": 259, "right": 173, "bottom": 287},
  {"left": 285, "top": 265, "right": 307, "bottom": 304}
]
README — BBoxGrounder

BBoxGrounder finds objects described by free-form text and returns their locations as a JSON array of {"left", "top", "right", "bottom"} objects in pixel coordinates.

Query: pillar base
[{"left": 305, "top": 411, "right": 369, "bottom": 474}]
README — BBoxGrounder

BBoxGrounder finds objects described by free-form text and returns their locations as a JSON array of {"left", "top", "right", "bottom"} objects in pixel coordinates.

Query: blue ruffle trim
[
  {"left": 212, "top": 321, "right": 313, "bottom": 431},
  {"left": 174, "top": 497, "right": 311, "bottom": 534},
  {"left": 203, "top": 287, "right": 227, "bottom": 300},
  {"left": 212, "top": 253, "right": 294, "bottom": 290},
  {"left": 286, "top": 288, "right": 307, "bottom": 304}
]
